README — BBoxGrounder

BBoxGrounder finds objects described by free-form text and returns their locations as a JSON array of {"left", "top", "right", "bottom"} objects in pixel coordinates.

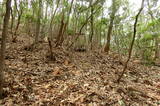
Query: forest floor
[{"left": 0, "top": 35, "right": 160, "bottom": 106}]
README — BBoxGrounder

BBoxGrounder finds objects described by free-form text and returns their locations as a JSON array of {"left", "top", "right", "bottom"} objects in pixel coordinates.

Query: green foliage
[
  {"left": 67, "top": 28, "right": 74, "bottom": 35},
  {"left": 100, "top": 18, "right": 108, "bottom": 25},
  {"left": 139, "top": 18, "right": 160, "bottom": 44},
  {"left": 4, "top": 0, "right": 159, "bottom": 62},
  {"left": 141, "top": 19, "right": 160, "bottom": 33},
  {"left": 54, "top": 14, "right": 62, "bottom": 24},
  {"left": 24, "top": 12, "right": 36, "bottom": 22},
  {"left": 45, "top": 0, "right": 53, "bottom": 6},
  {"left": 41, "top": 18, "right": 48, "bottom": 25},
  {"left": 31, "top": 0, "right": 39, "bottom": 14},
  {"left": 76, "top": 4, "right": 88, "bottom": 13},
  {"left": 141, "top": 33, "right": 153, "bottom": 41},
  {"left": 143, "top": 50, "right": 152, "bottom": 61}
]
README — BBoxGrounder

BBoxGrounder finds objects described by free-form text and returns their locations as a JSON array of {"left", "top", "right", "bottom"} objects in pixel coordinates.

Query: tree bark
[
  {"left": 55, "top": 12, "right": 65, "bottom": 47},
  {"left": 12, "top": 12, "right": 22, "bottom": 42},
  {"left": 55, "top": 0, "right": 74, "bottom": 47},
  {"left": 89, "top": 0, "right": 94, "bottom": 50},
  {"left": 117, "top": 0, "right": 145, "bottom": 83},
  {"left": 10, "top": 7, "right": 14, "bottom": 34},
  {"left": 48, "top": 0, "right": 60, "bottom": 40},
  {"left": 103, "top": 0, "right": 116, "bottom": 54},
  {"left": 0, "top": 0, "right": 11, "bottom": 99},
  {"left": 45, "top": 3, "right": 48, "bottom": 20},
  {"left": 12, "top": 0, "right": 23, "bottom": 42},
  {"left": 154, "top": 37, "right": 159, "bottom": 60},
  {"left": 35, "top": 0, "right": 42, "bottom": 44}
]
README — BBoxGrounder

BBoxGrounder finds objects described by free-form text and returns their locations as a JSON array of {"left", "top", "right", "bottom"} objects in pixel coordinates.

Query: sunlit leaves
[{"left": 140, "top": 18, "right": 160, "bottom": 41}]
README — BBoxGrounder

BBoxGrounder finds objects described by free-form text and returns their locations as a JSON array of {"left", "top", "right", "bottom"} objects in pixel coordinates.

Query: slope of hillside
[{"left": 0, "top": 36, "right": 160, "bottom": 105}]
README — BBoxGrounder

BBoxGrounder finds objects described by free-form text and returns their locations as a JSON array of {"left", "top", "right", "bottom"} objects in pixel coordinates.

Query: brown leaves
[
  {"left": 52, "top": 67, "right": 63, "bottom": 76},
  {"left": 64, "top": 60, "right": 69, "bottom": 66},
  {"left": 2, "top": 35, "right": 160, "bottom": 106}
]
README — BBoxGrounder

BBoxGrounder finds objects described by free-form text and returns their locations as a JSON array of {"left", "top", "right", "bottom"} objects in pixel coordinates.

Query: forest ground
[{"left": 0, "top": 34, "right": 160, "bottom": 106}]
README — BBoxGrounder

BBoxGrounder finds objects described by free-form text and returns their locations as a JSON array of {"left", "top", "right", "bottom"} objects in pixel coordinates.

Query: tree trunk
[
  {"left": 48, "top": 0, "right": 60, "bottom": 40},
  {"left": 117, "top": 0, "right": 144, "bottom": 83},
  {"left": 103, "top": 0, "right": 116, "bottom": 54},
  {"left": 89, "top": 0, "right": 94, "bottom": 50},
  {"left": 45, "top": 3, "right": 48, "bottom": 20},
  {"left": 12, "top": 0, "right": 23, "bottom": 42},
  {"left": 12, "top": 13, "right": 22, "bottom": 42},
  {"left": 68, "top": 6, "right": 101, "bottom": 49},
  {"left": 55, "top": 0, "right": 74, "bottom": 47},
  {"left": 147, "top": 0, "right": 159, "bottom": 60},
  {"left": 154, "top": 37, "right": 159, "bottom": 60},
  {"left": 0, "top": 0, "right": 11, "bottom": 99},
  {"left": 10, "top": 7, "right": 14, "bottom": 34},
  {"left": 35, "top": 0, "right": 42, "bottom": 44},
  {"left": 55, "top": 12, "right": 65, "bottom": 47}
]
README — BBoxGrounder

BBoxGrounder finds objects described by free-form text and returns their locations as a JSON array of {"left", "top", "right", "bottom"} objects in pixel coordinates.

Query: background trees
[
  {"left": 0, "top": 0, "right": 159, "bottom": 81},
  {"left": 0, "top": 0, "right": 159, "bottom": 60},
  {"left": 0, "top": 0, "right": 159, "bottom": 59}
]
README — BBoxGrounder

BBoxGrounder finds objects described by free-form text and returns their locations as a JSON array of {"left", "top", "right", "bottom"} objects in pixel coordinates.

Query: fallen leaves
[
  {"left": 147, "top": 92, "right": 160, "bottom": 100},
  {"left": 52, "top": 67, "right": 63, "bottom": 76},
  {"left": 1, "top": 36, "right": 160, "bottom": 105}
]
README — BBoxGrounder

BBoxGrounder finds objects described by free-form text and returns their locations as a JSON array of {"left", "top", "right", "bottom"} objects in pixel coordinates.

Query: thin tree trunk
[
  {"left": 12, "top": 13, "right": 22, "bottom": 42},
  {"left": 68, "top": 6, "right": 101, "bottom": 49},
  {"left": 154, "top": 38, "right": 159, "bottom": 60},
  {"left": 48, "top": 0, "right": 60, "bottom": 40},
  {"left": 0, "top": 0, "right": 11, "bottom": 99},
  {"left": 55, "top": 0, "right": 74, "bottom": 47},
  {"left": 10, "top": 7, "right": 14, "bottom": 34},
  {"left": 89, "top": 0, "right": 94, "bottom": 50},
  {"left": 35, "top": 0, "right": 42, "bottom": 44},
  {"left": 45, "top": 3, "right": 48, "bottom": 20},
  {"left": 147, "top": 0, "right": 160, "bottom": 60},
  {"left": 104, "top": 0, "right": 116, "bottom": 54},
  {"left": 117, "top": 0, "right": 145, "bottom": 83},
  {"left": 55, "top": 12, "right": 65, "bottom": 47},
  {"left": 12, "top": 0, "right": 23, "bottom": 42},
  {"left": 62, "top": 0, "right": 74, "bottom": 35}
]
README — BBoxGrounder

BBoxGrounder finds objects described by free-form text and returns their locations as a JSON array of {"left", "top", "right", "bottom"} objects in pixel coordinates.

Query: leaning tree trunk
[
  {"left": 12, "top": 12, "right": 22, "bottom": 42},
  {"left": 60, "top": 0, "right": 74, "bottom": 45},
  {"left": 103, "top": 0, "right": 116, "bottom": 54},
  {"left": 12, "top": 0, "right": 23, "bottom": 42},
  {"left": 68, "top": 6, "right": 101, "bottom": 49},
  {"left": 0, "top": 0, "right": 11, "bottom": 99},
  {"left": 55, "top": 0, "right": 74, "bottom": 47},
  {"left": 117, "top": 0, "right": 145, "bottom": 83},
  {"left": 55, "top": 12, "right": 65, "bottom": 47},
  {"left": 48, "top": 0, "right": 60, "bottom": 40}
]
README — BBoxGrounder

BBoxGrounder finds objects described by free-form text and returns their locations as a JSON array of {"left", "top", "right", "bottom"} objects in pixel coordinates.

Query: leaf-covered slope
[{"left": 0, "top": 36, "right": 160, "bottom": 105}]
